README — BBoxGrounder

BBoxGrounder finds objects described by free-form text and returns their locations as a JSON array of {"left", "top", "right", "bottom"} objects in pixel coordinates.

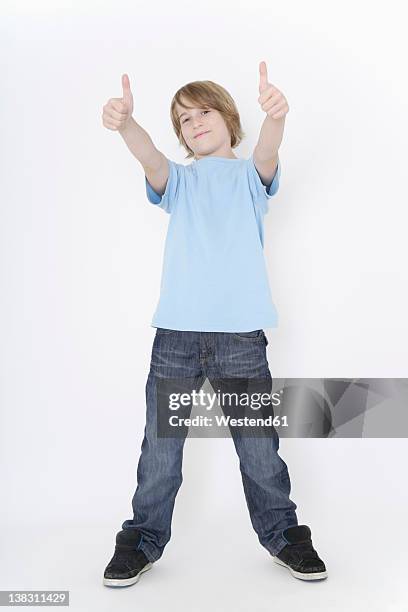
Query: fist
[
  {"left": 102, "top": 74, "right": 134, "bottom": 132},
  {"left": 258, "top": 61, "right": 289, "bottom": 120}
]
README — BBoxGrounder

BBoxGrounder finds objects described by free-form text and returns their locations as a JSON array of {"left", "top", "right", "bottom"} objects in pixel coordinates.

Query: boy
[{"left": 101, "top": 63, "right": 327, "bottom": 586}]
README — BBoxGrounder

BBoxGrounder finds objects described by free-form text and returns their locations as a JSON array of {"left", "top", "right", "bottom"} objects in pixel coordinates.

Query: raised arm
[
  {"left": 253, "top": 61, "right": 289, "bottom": 185},
  {"left": 102, "top": 73, "right": 169, "bottom": 196}
]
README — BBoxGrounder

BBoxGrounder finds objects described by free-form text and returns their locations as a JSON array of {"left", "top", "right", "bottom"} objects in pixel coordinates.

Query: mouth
[{"left": 194, "top": 131, "right": 210, "bottom": 139}]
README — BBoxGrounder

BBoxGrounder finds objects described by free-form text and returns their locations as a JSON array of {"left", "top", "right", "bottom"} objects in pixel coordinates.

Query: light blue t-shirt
[{"left": 145, "top": 154, "right": 281, "bottom": 332}]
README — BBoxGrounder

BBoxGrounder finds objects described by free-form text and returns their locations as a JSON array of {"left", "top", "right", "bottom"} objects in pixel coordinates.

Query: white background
[{"left": 1, "top": 1, "right": 408, "bottom": 610}]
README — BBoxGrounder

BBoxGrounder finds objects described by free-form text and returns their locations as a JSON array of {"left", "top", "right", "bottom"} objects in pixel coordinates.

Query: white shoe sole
[
  {"left": 103, "top": 562, "right": 153, "bottom": 587},
  {"left": 273, "top": 556, "right": 328, "bottom": 580}
]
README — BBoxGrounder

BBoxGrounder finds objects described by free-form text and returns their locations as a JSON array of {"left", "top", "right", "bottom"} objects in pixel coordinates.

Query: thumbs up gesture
[
  {"left": 258, "top": 61, "right": 289, "bottom": 120},
  {"left": 102, "top": 73, "right": 134, "bottom": 132}
]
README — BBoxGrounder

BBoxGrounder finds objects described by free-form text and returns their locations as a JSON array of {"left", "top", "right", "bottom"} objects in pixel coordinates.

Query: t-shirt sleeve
[
  {"left": 246, "top": 154, "right": 281, "bottom": 214},
  {"left": 144, "top": 158, "right": 182, "bottom": 214}
]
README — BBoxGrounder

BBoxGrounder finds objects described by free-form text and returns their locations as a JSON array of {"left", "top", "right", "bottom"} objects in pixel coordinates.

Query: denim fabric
[{"left": 121, "top": 328, "right": 298, "bottom": 562}]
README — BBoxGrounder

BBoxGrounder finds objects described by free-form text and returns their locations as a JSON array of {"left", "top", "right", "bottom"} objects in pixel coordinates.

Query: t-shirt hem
[{"left": 150, "top": 321, "right": 278, "bottom": 332}]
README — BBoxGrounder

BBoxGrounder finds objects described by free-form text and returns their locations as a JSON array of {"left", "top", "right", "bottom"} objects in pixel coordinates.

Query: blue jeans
[{"left": 121, "top": 328, "right": 298, "bottom": 562}]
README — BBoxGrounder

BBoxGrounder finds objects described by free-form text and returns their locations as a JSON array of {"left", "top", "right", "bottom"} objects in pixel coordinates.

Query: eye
[{"left": 182, "top": 110, "right": 210, "bottom": 124}]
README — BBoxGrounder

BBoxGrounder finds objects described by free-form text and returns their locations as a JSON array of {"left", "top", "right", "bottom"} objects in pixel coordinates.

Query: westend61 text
[{"left": 168, "top": 415, "right": 288, "bottom": 427}]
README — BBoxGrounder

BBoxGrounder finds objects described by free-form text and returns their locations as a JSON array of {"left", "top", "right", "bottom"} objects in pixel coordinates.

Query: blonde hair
[{"left": 170, "top": 80, "right": 245, "bottom": 159}]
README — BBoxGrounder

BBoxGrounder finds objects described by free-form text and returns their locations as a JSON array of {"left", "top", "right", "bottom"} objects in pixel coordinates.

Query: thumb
[
  {"left": 121, "top": 73, "right": 132, "bottom": 107},
  {"left": 259, "top": 61, "right": 268, "bottom": 93}
]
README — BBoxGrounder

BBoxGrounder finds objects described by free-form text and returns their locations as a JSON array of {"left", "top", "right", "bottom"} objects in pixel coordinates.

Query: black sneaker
[
  {"left": 273, "top": 525, "right": 328, "bottom": 581},
  {"left": 103, "top": 529, "right": 153, "bottom": 587}
]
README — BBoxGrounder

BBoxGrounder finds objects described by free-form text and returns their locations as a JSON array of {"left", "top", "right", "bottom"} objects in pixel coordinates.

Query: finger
[
  {"left": 259, "top": 61, "right": 268, "bottom": 91},
  {"left": 103, "top": 120, "right": 119, "bottom": 131},
  {"left": 261, "top": 93, "right": 283, "bottom": 110},
  {"left": 258, "top": 86, "right": 280, "bottom": 105},
  {"left": 110, "top": 99, "right": 129, "bottom": 114},
  {"left": 106, "top": 104, "right": 128, "bottom": 121},
  {"left": 266, "top": 101, "right": 288, "bottom": 116},
  {"left": 122, "top": 73, "right": 132, "bottom": 105},
  {"left": 263, "top": 98, "right": 286, "bottom": 113}
]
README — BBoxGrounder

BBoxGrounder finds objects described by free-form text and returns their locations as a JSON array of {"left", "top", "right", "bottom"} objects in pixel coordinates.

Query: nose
[{"left": 192, "top": 116, "right": 204, "bottom": 128}]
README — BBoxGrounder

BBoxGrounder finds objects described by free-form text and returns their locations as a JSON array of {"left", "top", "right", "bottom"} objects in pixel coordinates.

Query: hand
[
  {"left": 258, "top": 61, "right": 289, "bottom": 120},
  {"left": 102, "top": 73, "right": 134, "bottom": 132}
]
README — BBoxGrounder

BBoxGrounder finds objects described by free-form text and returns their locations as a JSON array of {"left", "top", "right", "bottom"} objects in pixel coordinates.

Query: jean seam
[
  {"left": 269, "top": 535, "right": 290, "bottom": 557},
  {"left": 137, "top": 542, "right": 158, "bottom": 563}
]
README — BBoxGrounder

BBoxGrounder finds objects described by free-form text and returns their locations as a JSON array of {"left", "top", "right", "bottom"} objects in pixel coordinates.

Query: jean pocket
[
  {"left": 156, "top": 328, "right": 177, "bottom": 335},
  {"left": 232, "top": 330, "right": 264, "bottom": 342}
]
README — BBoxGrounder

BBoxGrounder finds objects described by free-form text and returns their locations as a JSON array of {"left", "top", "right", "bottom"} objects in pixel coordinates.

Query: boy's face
[{"left": 176, "top": 99, "right": 232, "bottom": 159}]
